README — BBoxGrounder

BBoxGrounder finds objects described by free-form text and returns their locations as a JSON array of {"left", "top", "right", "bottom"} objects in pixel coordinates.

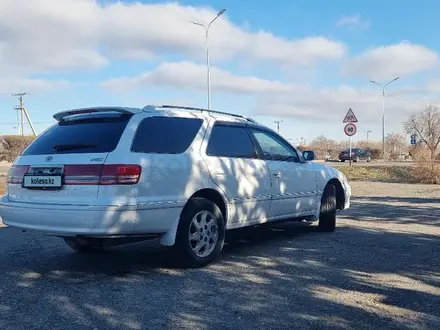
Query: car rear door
[
  {"left": 7, "top": 111, "right": 134, "bottom": 206},
  {"left": 201, "top": 121, "right": 272, "bottom": 225}
]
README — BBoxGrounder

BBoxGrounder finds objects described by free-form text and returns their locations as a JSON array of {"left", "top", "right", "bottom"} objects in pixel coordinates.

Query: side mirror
[{"left": 303, "top": 150, "right": 316, "bottom": 161}]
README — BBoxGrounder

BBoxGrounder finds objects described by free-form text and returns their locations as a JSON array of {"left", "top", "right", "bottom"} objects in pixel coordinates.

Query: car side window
[
  {"left": 207, "top": 124, "right": 257, "bottom": 158},
  {"left": 250, "top": 129, "right": 300, "bottom": 162},
  {"left": 131, "top": 117, "right": 203, "bottom": 154}
]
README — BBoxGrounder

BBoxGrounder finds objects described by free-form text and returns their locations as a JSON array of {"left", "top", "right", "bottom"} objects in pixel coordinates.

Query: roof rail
[{"left": 142, "top": 104, "right": 256, "bottom": 123}]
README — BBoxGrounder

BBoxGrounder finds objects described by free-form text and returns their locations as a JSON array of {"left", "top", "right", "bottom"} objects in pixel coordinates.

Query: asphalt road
[{"left": 0, "top": 181, "right": 439, "bottom": 329}]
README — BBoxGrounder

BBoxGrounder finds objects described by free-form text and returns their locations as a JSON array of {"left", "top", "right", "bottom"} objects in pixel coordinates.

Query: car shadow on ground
[
  {"left": 343, "top": 196, "right": 440, "bottom": 226},
  {"left": 0, "top": 197, "right": 439, "bottom": 329}
]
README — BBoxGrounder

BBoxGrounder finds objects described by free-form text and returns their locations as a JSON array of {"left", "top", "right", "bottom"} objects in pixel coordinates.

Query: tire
[
  {"left": 367, "top": 156, "right": 372, "bottom": 162},
  {"left": 63, "top": 237, "right": 105, "bottom": 253},
  {"left": 318, "top": 184, "right": 336, "bottom": 232},
  {"left": 340, "top": 160, "right": 345, "bottom": 162},
  {"left": 174, "top": 197, "right": 225, "bottom": 268},
  {"left": 354, "top": 156, "right": 360, "bottom": 162}
]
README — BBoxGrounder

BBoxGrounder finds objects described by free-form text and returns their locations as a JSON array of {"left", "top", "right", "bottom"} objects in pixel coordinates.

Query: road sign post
[
  {"left": 343, "top": 108, "right": 358, "bottom": 167},
  {"left": 344, "top": 123, "right": 357, "bottom": 166},
  {"left": 350, "top": 136, "right": 352, "bottom": 167}
]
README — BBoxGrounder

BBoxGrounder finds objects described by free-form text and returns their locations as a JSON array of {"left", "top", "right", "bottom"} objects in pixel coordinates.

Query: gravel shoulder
[{"left": 0, "top": 181, "right": 439, "bottom": 329}]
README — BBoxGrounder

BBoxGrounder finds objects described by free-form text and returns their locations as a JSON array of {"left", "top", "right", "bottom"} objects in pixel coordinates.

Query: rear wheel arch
[
  {"left": 160, "top": 188, "right": 228, "bottom": 248},
  {"left": 175, "top": 194, "right": 226, "bottom": 267},
  {"left": 327, "top": 178, "right": 345, "bottom": 210},
  {"left": 186, "top": 188, "right": 228, "bottom": 222}
]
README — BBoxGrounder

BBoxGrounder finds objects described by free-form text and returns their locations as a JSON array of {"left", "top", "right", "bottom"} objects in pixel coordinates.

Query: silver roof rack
[{"left": 142, "top": 104, "right": 256, "bottom": 123}]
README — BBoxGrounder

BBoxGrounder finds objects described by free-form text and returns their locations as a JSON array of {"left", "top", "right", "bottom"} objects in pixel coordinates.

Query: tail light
[
  {"left": 7, "top": 165, "right": 30, "bottom": 184},
  {"left": 99, "top": 165, "right": 141, "bottom": 185},
  {"left": 64, "top": 164, "right": 141, "bottom": 185},
  {"left": 64, "top": 165, "right": 102, "bottom": 185}
]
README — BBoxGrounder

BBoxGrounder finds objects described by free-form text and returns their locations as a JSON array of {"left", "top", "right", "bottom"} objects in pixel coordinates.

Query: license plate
[{"left": 23, "top": 175, "right": 62, "bottom": 189}]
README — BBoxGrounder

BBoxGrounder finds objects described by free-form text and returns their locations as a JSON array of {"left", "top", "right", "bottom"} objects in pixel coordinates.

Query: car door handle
[{"left": 273, "top": 171, "right": 281, "bottom": 178}]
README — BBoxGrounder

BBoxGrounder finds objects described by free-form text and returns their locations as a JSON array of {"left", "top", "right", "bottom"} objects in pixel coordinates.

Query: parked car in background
[{"left": 339, "top": 148, "right": 372, "bottom": 162}]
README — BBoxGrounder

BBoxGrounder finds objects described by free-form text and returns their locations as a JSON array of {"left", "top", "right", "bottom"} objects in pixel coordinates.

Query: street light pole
[
  {"left": 274, "top": 120, "right": 283, "bottom": 134},
  {"left": 370, "top": 77, "right": 399, "bottom": 160},
  {"left": 190, "top": 8, "right": 226, "bottom": 110},
  {"left": 365, "top": 130, "right": 372, "bottom": 144}
]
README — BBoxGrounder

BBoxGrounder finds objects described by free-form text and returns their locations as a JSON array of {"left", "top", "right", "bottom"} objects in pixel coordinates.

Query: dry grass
[
  {"left": 0, "top": 176, "right": 5, "bottom": 195},
  {"left": 338, "top": 166, "right": 414, "bottom": 183},
  {"left": 1, "top": 135, "right": 35, "bottom": 162},
  {"left": 411, "top": 162, "right": 440, "bottom": 184}
]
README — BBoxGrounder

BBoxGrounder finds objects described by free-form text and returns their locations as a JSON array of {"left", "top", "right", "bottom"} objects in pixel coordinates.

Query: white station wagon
[{"left": 0, "top": 105, "right": 351, "bottom": 267}]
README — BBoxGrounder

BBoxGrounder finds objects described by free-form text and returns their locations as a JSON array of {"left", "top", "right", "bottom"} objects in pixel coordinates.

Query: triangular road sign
[{"left": 343, "top": 108, "right": 358, "bottom": 123}]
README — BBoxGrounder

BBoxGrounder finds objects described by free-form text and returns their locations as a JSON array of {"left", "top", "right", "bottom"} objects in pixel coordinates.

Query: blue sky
[{"left": 1, "top": 0, "right": 440, "bottom": 144}]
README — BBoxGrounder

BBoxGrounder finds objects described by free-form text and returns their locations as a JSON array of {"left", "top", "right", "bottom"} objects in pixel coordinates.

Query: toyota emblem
[{"left": 45, "top": 156, "right": 53, "bottom": 163}]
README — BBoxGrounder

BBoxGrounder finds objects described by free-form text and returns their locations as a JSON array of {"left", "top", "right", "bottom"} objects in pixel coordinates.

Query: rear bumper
[{"left": 0, "top": 195, "right": 179, "bottom": 236}]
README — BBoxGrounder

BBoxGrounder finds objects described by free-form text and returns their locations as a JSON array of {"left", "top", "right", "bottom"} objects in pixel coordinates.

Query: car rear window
[
  {"left": 131, "top": 116, "right": 203, "bottom": 154},
  {"left": 22, "top": 113, "right": 132, "bottom": 155}
]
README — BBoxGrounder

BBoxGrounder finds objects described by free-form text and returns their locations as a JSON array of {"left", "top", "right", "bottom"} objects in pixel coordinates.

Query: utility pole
[
  {"left": 12, "top": 92, "right": 27, "bottom": 136},
  {"left": 12, "top": 92, "right": 37, "bottom": 136},
  {"left": 274, "top": 120, "right": 283, "bottom": 134}
]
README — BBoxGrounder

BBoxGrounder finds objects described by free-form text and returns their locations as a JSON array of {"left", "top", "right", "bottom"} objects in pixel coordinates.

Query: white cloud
[
  {"left": 101, "top": 61, "right": 425, "bottom": 135},
  {"left": 101, "top": 61, "right": 307, "bottom": 95},
  {"left": 0, "top": 0, "right": 108, "bottom": 75},
  {"left": 424, "top": 81, "right": 440, "bottom": 94},
  {"left": 0, "top": 0, "right": 347, "bottom": 75},
  {"left": 0, "top": 77, "right": 71, "bottom": 95},
  {"left": 336, "top": 14, "right": 371, "bottom": 30},
  {"left": 343, "top": 42, "right": 439, "bottom": 80},
  {"left": 253, "top": 86, "right": 415, "bottom": 122}
]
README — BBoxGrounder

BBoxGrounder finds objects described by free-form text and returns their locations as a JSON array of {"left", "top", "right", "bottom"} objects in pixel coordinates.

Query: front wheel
[
  {"left": 174, "top": 197, "right": 225, "bottom": 268},
  {"left": 318, "top": 184, "right": 336, "bottom": 232},
  {"left": 367, "top": 156, "right": 372, "bottom": 162}
]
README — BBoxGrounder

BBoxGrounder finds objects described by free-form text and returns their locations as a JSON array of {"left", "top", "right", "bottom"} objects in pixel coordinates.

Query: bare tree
[
  {"left": 403, "top": 105, "right": 440, "bottom": 161},
  {"left": 310, "top": 135, "right": 338, "bottom": 160},
  {"left": 385, "top": 133, "right": 407, "bottom": 159}
]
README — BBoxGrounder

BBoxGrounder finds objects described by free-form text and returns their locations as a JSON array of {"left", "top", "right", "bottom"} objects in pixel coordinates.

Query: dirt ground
[{"left": 0, "top": 181, "right": 439, "bottom": 329}]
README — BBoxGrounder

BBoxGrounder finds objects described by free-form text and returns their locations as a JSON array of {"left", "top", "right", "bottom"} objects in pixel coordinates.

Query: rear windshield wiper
[{"left": 52, "top": 143, "right": 96, "bottom": 152}]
